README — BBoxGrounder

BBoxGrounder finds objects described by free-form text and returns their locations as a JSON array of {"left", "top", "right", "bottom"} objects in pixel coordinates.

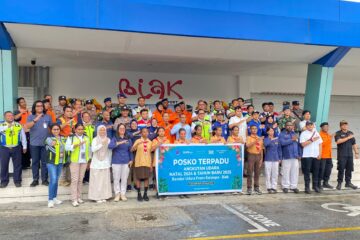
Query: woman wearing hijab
[{"left": 88, "top": 125, "right": 112, "bottom": 203}]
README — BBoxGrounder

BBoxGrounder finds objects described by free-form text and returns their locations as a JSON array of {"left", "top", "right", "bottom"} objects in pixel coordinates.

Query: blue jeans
[
  {"left": 47, "top": 163, "right": 63, "bottom": 201},
  {"left": 30, "top": 145, "right": 48, "bottom": 182}
]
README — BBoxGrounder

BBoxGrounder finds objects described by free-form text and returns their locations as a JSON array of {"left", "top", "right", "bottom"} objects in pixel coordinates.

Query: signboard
[{"left": 156, "top": 144, "right": 244, "bottom": 195}]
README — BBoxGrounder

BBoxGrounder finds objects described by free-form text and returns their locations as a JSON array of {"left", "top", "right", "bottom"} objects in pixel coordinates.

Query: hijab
[{"left": 93, "top": 125, "right": 109, "bottom": 161}]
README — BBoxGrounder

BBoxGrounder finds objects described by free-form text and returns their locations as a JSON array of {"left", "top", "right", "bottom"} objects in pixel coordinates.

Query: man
[
  {"left": 279, "top": 121, "right": 300, "bottom": 193},
  {"left": 278, "top": 106, "right": 296, "bottom": 131},
  {"left": 291, "top": 100, "right": 303, "bottom": 132},
  {"left": 246, "top": 125, "right": 263, "bottom": 195},
  {"left": 97, "top": 97, "right": 113, "bottom": 122},
  {"left": 300, "top": 121, "right": 323, "bottom": 193},
  {"left": 171, "top": 113, "right": 192, "bottom": 140},
  {"left": 226, "top": 99, "right": 239, "bottom": 119},
  {"left": 260, "top": 102, "right": 271, "bottom": 123},
  {"left": 319, "top": 122, "right": 334, "bottom": 189},
  {"left": 161, "top": 98, "right": 173, "bottom": 114},
  {"left": 137, "top": 109, "right": 151, "bottom": 130},
  {"left": 212, "top": 111, "right": 229, "bottom": 140},
  {"left": 160, "top": 112, "right": 175, "bottom": 143},
  {"left": 268, "top": 102, "right": 279, "bottom": 120},
  {"left": 334, "top": 120, "right": 359, "bottom": 190},
  {"left": 191, "top": 109, "right": 212, "bottom": 142},
  {"left": 111, "top": 93, "right": 133, "bottom": 122},
  {"left": 113, "top": 105, "right": 132, "bottom": 131},
  {"left": 238, "top": 97, "right": 247, "bottom": 114},
  {"left": 179, "top": 101, "right": 192, "bottom": 124},
  {"left": 96, "top": 111, "right": 114, "bottom": 139},
  {"left": 84, "top": 99, "right": 98, "bottom": 122},
  {"left": 192, "top": 100, "right": 210, "bottom": 122},
  {"left": 44, "top": 94, "right": 53, "bottom": 106},
  {"left": 72, "top": 99, "right": 84, "bottom": 124},
  {"left": 229, "top": 106, "right": 247, "bottom": 141},
  {"left": 54, "top": 95, "right": 67, "bottom": 118},
  {"left": 247, "top": 111, "right": 265, "bottom": 137},
  {"left": 132, "top": 97, "right": 152, "bottom": 120},
  {"left": 169, "top": 103, "right": 182, "bottom": 125},
  {"left": 0, "top": 111, "right": 27, "bottom": 188},
  {"left": 14, "top": 97, "right": 31, "bottom": 169},
  {"left": 210, "top": 100, "right": 224, "bottom": 121},
  {"left": 26, "top": 100, "right": 52, "bottom": 187},
  {"left": 58, "top": 106, "right": 77, "bottom": 138}
]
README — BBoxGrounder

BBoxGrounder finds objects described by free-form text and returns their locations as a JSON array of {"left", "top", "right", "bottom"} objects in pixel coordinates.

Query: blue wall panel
[{"left": 1, "top": 0, "right": 360, "bottom": 47}]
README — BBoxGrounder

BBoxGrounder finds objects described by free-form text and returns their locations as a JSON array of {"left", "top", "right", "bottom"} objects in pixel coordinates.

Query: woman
[
  {"left": 210, "top": 126, "right": 226, "bottom": 144},
  {"left": 109, "top": 124, "right": 133, "bottom": 202},
  {"left": 45, "top": 124, "right": 66, "bottom": 208},
  {"left": 132, "top": 128, "right": 153, "bottom": 202},
  {"left": 191, "top": 125, "right": 207, "bottom": 144},
  {"left": 127, "top": 119, "right": 141, "bottom": 143},
  {"left": 82, "top": 112, "right": 95, "bottom": 183},
  {"left": 227, "top": 126, "right": 245, "bottom": 144},
  {"left": 263, "top": 127, "right": 282, "bottom": 194},
  {"left": 65, "top": 123, "right": 91, "bottom": 207},
  {"left": 88, "top": 125, "right": 112, "bottom": 203},
  {"left": 148, "top": 118, "right": 159, "bottom": 140},
  {"left": 174, "top": 128, "right": 191, "bottom": 144}
]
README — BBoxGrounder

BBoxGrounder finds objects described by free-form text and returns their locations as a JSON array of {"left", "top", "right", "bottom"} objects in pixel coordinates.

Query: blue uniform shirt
[{"left": 212, "top": 121, "right": 229, "bottom": 140}]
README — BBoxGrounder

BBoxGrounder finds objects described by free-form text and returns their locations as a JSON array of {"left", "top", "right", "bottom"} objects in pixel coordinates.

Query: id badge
[
  {"left": 81, "top": 152, "right": 86, "bottom": 159},
  {"left": 43, "top": 122, "right": 48, "bottom": 129},
  {"left": 60, "top": 153, "right": 64, "bottom": 158}
]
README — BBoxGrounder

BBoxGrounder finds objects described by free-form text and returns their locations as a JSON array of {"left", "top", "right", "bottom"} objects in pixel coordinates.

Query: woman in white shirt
[{"left": 88, "top": 125, "right": 112, "bottom": 203}]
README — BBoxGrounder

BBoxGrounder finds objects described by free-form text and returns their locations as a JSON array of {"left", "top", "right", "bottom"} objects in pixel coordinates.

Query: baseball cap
[
  {"left": 58, "top": 95, "right": 67, "bottom": 101},
  {"left": 104, "top": 97, "right": 112, "bottom": 103}
]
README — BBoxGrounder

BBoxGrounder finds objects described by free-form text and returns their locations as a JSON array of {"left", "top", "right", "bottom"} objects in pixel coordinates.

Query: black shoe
[
  {"left": 30, "top": 180, "right": 39, "bottom": 187},
  {"left": 305, "top": 188, "right": 311, "bottom": 194},
  {"left": 0, "top": 183, "right": 8, "bottom": 188},
  {"left": 271, "top": 188, "right": 278, "bottom": 194},
  {"left": 149, "top": 184, "right": 155, "bottom": 190},
  {"left": 42, "top": 180, "right": 49, "bottom": 186},
  {"left": 291, "top": 188, "right": 300, "bottom": 194},
  {"left": 143, "top": 192, "right": 149, "bottom": 201},
  {"left": 267, "top": 189, "right": 272, "bottom": 194},
  {"left": 336, "top": 183, "right": 342, "bottom": 190},
  {"left": 14, "top": 183, "right": 21, "bottom": 188},
  {"left": 314, "top": 187, "right": 321, "bottom": 193},
  {"left": 127, "top": 185, "right": 132, "bottom": 192},
  {"left": 137, "top": 192, "right": 143, "bottom": 202},
  {"left": 183, "top": 195, "right": 190, "bottom": 198},
  {"left": 323, "top": 182, "right": 334, "bottom": 189},
  {"left": 345, "top": 183, "right": 358, "bottom": 190},
  {"left": 282, "top": 188, "right": 289, "bottom": 193}
]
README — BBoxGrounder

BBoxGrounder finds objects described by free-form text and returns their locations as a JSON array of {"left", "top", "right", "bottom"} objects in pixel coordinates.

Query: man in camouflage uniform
[
  {"left": 53, "top": 95, "right": 67, "bottom": 119},
  {"left": 97, "top": 97, "right": 113, "bottom": 122},
  {"left": 84, "top": 99, "right": 98, "bottom": 123},
  {"left": 291, "top": 100, "right": 303, "bottom": 133},
  {"left": 110, "top": 93, "right": 133, "bottom": 122},
  {"left": 278, "top": 106, "right": 296, "bottom": 131}
]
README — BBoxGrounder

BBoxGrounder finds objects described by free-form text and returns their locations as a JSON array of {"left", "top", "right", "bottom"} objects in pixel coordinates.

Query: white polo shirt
[{"left": 300, "top": 129, "right": 323, "bottom": 158}]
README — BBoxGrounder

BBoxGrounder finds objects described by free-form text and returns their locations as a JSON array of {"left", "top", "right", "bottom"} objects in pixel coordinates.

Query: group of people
[{"left": 0, "top": 93, "right": 358, "bottom": 208}]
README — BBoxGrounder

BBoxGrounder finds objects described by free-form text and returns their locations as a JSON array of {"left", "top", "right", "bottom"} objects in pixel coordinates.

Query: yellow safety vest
[
  {"left": 70, "top": 135, "right": 90, "bottom": 163},
  {"left": 46, "top": 137, "right": 66, "bottom": 165},
  {"left": 0, "top": 122, "right": 22, "bottom": 147},
  {"left": 84, "top": 124, "right": 95, "bottom": 143}
]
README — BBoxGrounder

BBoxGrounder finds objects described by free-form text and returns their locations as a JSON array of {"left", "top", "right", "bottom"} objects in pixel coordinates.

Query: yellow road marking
[{"left": 187, "top": 226, "right": 360, "bottom": 240}]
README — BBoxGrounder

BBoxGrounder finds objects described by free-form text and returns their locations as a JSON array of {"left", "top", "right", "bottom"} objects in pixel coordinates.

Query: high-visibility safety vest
[
  {"left": 46, "top": 136, "right": 67, "bottom": 165},
  {"left": 69, "top": 135, "right": 91, "bottom": 163},
  {"left": 0, "top": 122, "right": 23, "bottom": 147},
  {"left": 84, "top": 124, "right": 95, "bottom": 143},
  {"left": 192, "top": 120, "right": 212, "bottom": 142}
]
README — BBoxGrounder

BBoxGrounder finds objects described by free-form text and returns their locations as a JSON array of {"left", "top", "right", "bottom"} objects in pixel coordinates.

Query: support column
[
  {"left": 304, "top": 64, "right": 333, "bottom": 128},
  {"left": 0, "top": 23, "right": 18, "bottom": 120}
]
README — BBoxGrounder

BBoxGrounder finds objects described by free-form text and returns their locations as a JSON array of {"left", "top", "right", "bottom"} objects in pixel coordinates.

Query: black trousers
[
  {"left": 321, "top": 158, "right": 333, "bottom": 183},
  {"left": 301, "top": 157, "right": 317, "bottom": 189},
  {"left": 21, "top": 132, "right": 31, "bottom": 168},
  {"left": 0, "top": 145, "right": 22, "bottom": 184},
  {"left": 337, "top": 157, "right": 353, "bottom": 184}
]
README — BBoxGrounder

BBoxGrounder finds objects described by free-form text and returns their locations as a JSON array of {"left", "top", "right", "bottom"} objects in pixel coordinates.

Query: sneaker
[
  {"left": 137, "top": 192, "right": 143, "bottom": 202},
  {"left": 53, "top": 198, "right": 62, "bottom": 205},
  {"left": 14, "top": 182, "right": 21, "bottom": 188},
  {"left": 143, "top": 192, "right": 149, "bottom": 201},
  {"left": 254, "top": 188, "right": 262, "bottom": 195},
  {"left": 183, "top": 195, "right": 190, "bottom": 198},
  {"left": 323, "top": 182, "right": 334, "bottom": 189},
  {"left": 42, "top": 180, "right": 49, "bottom": 186},
  {"left": 114, "top": 194, "right": 120, "bottom": 202},
  {"left": 291, "top": 188, "right": 300, "bottom": 194},
  {"left": 271, "top": 189, "right": 278, "bottom": 194},
  {"left": 345, "top": 182, "right": 358, "bottom": 190},
  {"left": 30, "top": 180, "right": 39, "bottom": 187},
  {"left": 48, "top": 200, "right": 55, "bottom": 208},
  {"left": 305, "top": 188, "right": 311, "bottom": 194},
  {"left": 102, "top": 199, "right": 107, "bottom": 203},
  {"left": 72, "top": 201, "right": 79, "bottom": 207},
  {"left": 336, "top": 183, "right": 342, "bottom": 190},
  {"left": 282, "top": 188, "right": 289, "bottom": 193},
  {"left": 96, "top": 200, "right": 103, "bottom": 203},
  {"left": 314, "top": 187, "right": 321, "bottom": 193},
  {"left": 78, "top": 199, "right": 84, "bottom": 204},
  {"left": 0, "top": 183, "right": 8, "bottom": 188},
  {"left": 120, "top": 194, "right": 127, "bottom": 201},
  {"left": 247, "top": 188, "right": 252, "bottom": 195}
]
